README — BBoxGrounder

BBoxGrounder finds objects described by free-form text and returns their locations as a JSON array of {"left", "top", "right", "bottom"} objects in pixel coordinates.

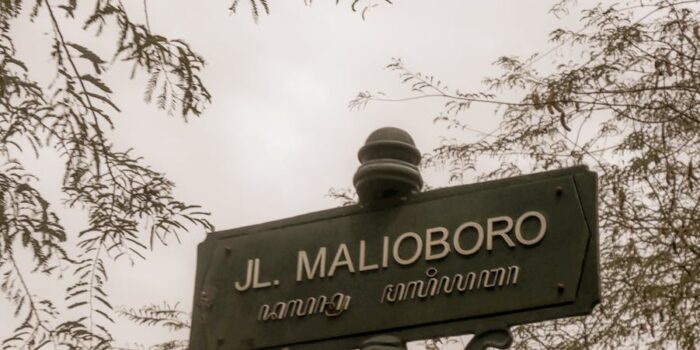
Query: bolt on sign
[{"left": 189, "top": 166, "right": 599, "bottom": 350}]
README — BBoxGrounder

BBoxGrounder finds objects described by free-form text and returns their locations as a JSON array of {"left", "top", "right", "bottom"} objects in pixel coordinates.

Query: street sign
[{"left": 189, "top": 165, "right": 599, "bottom": 350}]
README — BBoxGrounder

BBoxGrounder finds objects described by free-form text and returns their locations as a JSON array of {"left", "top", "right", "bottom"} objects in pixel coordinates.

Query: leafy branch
[
  {"left": 1, "top": 0, "right": 214, "bottom": 348},
  {"left": 117, "top": 303, "right": 190, "bottom": 331},
  {"left": 355, "top": 1, "right": 700, "bottom": 349}
]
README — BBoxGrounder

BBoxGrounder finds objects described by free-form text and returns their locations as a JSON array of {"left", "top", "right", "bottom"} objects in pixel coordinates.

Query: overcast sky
[{"left": 2, "top": 1, "right": 586, "bottom": 348}]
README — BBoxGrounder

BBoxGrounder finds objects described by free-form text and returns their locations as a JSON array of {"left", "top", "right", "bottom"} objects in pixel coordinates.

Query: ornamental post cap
[{"left": 353, "top": 127, "right": 423, "bottom": 207}]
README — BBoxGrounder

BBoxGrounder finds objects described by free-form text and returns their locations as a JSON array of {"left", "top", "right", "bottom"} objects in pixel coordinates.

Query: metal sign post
[{"left": 189, "top": 127, "right": 600, "bottom": 350}]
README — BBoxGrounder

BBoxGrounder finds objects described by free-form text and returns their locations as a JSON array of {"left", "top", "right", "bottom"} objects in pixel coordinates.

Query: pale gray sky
[{"left": 2, "top": 1, "right": 585, "bottom": 347}]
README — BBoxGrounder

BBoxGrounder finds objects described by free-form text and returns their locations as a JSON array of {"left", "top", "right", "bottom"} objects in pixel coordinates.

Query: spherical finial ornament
[
  {"left": 353, "top": 127, "right": 423, "bottom": 207},
  {"left": 359, "top": 335, "right": 406, "bottom": 350}
]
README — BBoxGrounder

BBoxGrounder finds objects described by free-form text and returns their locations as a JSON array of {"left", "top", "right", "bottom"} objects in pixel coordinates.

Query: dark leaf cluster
[
  {"left": 1, "top": 0, "right": 213, "bottom": 348},
  {"left": 360, "top": 1, "right": 700, "bottom": 349}
]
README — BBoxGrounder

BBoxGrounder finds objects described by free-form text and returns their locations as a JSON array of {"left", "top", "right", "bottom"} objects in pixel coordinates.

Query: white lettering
[
  {"left": 252, "top": 258, "right": 272, "bottom": 289},
  {"left": 297, "top": 247, "right": 327, "bottom": 282},
  {"left": 234, "top": 259, "right": 254, "bottom": 291},
  {"left": 393, "top": 232, "right": 422, "bottom": 265},
  {"left": 486, "top": 216, "right": 516, "bottom": 251},
  {"left": 328, "top": 244, "right": 355, "bottom": 277},
  {"left": 515, "top": 211, "right": 547, "bottom": 245},
  {"left": 425, "top": 227, "right": 450, "bottom": 261},
  {"left": 290, "top": 210, "right": 547, "bottom": 283},
  {"left": 453, "top": 222, "right": 484, "bottom": 256},
  {"left": 358, "top": 240, "right": 379, "bottom": 271},
  {"left": 382, "top": 236, "right": 390, "bottom": 268}
]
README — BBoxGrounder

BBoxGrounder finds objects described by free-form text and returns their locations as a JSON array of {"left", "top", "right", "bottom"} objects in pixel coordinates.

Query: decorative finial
[{"left": 353, "top": 127, "right": 422, "bottom": 207}]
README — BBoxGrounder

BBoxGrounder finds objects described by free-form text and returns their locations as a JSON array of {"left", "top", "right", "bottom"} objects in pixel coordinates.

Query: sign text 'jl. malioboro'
[{"left": 189, "top": 127, "right": 600, "bottom": 350}]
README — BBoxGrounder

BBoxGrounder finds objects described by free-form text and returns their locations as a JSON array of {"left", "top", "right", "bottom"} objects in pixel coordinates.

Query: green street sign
[{"left": 189, "top": 166, "right": 599, "bottom": 349}]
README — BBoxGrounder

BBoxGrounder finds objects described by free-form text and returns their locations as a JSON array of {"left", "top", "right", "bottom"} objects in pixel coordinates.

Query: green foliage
[
  {"left": 2, "top": 0, "right": 399, "bottom": 349},
  {"left": 358, "top": 1, "right": 700, "bottom": 349},
  {"left": 111, "top": 303, "right": 190, "bottom": 350},
  {"left": 117, "top": 303, "right": 190, "bottom": 332},
  {"left": 326, "top": 187, "right": 358, "bottom": 206},
  {"left": 230, "top": 0, "right": 270, "bottom": 21},
  {"left": 232, "top": 0, "right": 395, "bottom": 21},
  {"left": 1, "top": 0, "right": 213, "bottom": 348}
]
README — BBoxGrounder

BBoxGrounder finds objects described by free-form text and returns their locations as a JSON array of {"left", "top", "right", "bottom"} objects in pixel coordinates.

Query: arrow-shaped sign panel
[{"left": 190, "top": 166, "right": 599, "bottom": 350}]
